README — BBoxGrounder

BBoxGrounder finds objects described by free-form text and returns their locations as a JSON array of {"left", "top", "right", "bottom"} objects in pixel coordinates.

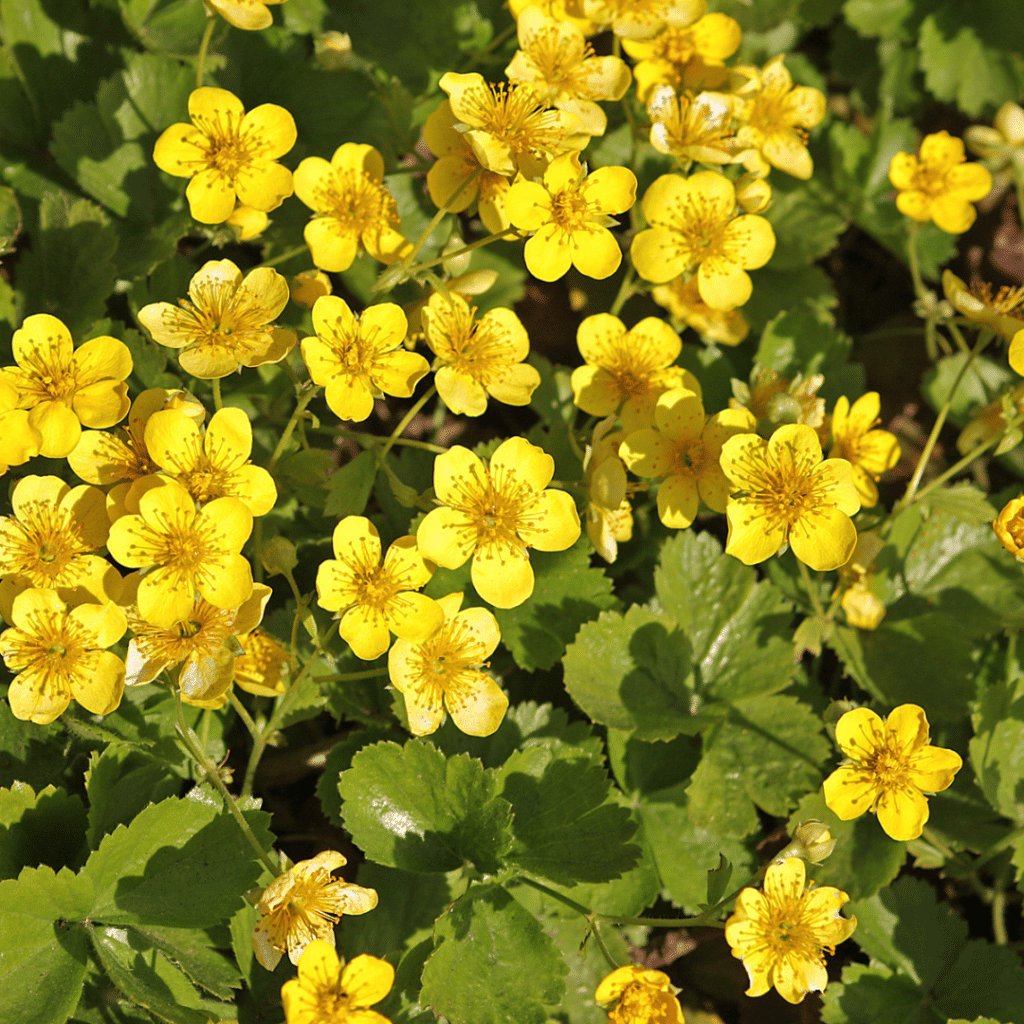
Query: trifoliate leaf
[
  {"left": 338, "top": 740, "right": 514, "bottom": 873},
  {"left": 420, "top": 882, "right": 567, "bottom": 1024},
  {"left": 498, "top": 748, "right": 640, "bottom": 886},
  {"left": 82, "top": 792, "right": 273, "bottom": 928}
]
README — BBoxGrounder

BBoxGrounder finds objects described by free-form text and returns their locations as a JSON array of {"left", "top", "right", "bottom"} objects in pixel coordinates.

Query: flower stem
[
  {"left": 327, "top": 427, "right": 448, "bottom": 454},
  {"left": 228, "top": 689, "right": 260, "bottom": 740},
  {"left": 211, "top": 377, "right": 223, "bottom": 412},
  {"left": 260, "top": 244, "right": 310, "bottom": 269},
  {"left": 797, "top": 559, "right": 825, "bottom": 616},
  {"left": 457, "top": 21, "right": 515, "bottom": 73},
  {"left": 195, "top": 17, "right": 216, "bottom": 89},
  {"left": 589, "top": 921, "right": 622, "bottom": 971},
  {"left": 380, "top": 385, "right": 437, "bottom": 459},
  {"left": 608, "top": 266, "right": 636, "bottom": 317},
  {"left": 267, "top": 386, "right": 320, "bottom": 474},
  {"left": 174, "top": 688, "right": 279, "bottom": 875},
  {"left": 394, "top": 228, "right": 518, "bottom": 280}
]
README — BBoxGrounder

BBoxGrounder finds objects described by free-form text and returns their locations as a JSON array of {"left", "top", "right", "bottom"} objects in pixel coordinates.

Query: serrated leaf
[
  {"left": 918, "top": 484, "right": 997, "bottom": 524},
  {"left": 821, "top": 962, "right": 930, "bottom": 1024},
  {"left": 0, "top": 782, "right": 87, "bottom": 881},
  {"left": 762, "top": 177, "right": 847, "bottom": 271},
  {"left": 82, "top": 792, "right": 273, "bottom": 928},
  {"left": 323, "top": 450, "right": 378, "bottom": 518},
  {"left": 498, "top": 749, "right": 639, "bottom": 885},
  {"left": 119, "top": 0, "right": 207, "bottom": 54},
  {"left": 420, "top": 882, "right": 567, "bottom": 1024},
  {"left": 493, "top": 539, "right": 618, "bottom": 672},
  {"left": 126, "top": 924, "right": 241, "bottom": 1001},
  {"left": 274, "top": 448, "right": 334, "bottom": 508},
  {"left": 970, "top": 666, "right": 1024, "bottom": 824},
  {"left": 704, "top": 855, "right": 732, "bottom": 908},
  {"left": 686, "top": 695, "right": 829, "bottom": 838},
  {"left": 338, "top": 740, "right": 513, "bottom": 873},
  {"left": 0, "top": 186, "right": 20, "bottom": 254}
]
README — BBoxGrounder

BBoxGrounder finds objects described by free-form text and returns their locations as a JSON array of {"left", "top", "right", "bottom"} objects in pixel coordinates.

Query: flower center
[
  {"left": 747, "top": 85, "right": 793, "bottom": 137},
  {"left": 524, "top": 28, "right": 594, "bottom": 93},
  {"left": 550, "top": 189, "right": 593, "bottom": 232},
  {"left": 191, "top": 109, "right": 262, "bottom": 180},
  {"left": 429, "top": 306, "right": 515, "bottom": 386},
  {"left": 314, "top": 169, "right": 400, "bottom": 236},
  {"left": 459, "top": 82, "right": 572, "bottom": 162},
  {"left": 182, "top": 282, "right": 274, "bottom": 358},
  {"left": 865, "top": 746, "right": 910, "bottom": 787},
  {"left": 0, "top": 503, "right": 92, "bottom": 587},
  {"left": 657, "top": 26, "right": 698, "bottom": 65},
  {"left": 670, "top": 436, "right": 708, "bottom": 476},
  {"left": 972, "top": 282, "right": 1024, "bottom": 315}
]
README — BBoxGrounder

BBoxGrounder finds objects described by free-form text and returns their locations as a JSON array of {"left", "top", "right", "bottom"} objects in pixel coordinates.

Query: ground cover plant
[{"left": 2, "top": 0, "right": 1024, "bottom": 1022}]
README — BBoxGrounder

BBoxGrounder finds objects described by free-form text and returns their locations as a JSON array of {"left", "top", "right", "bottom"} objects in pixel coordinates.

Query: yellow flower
[
  {"left": 388, "top": 591, "right": 507, "bottom": 736},
  {"left": 234, "top": 628, "right": 290, "bottom": 697},
  {"left": 942, "top": 269, "right": 1024, "bottom": 342},
  {"left": 733, "top": 55, "right": 826, "bottom": 180},
  {"left": 1, "top": 314, "right": 131, "bottom": 459},
  {"left": 421, "top": 292, "right": 540, "bottom": 416},
  {"left": 225, "top": 204, "right": 269, "bottom": 239},
  {"left": 725, "top": 856, "right": 856, "bottom": 1005},
  {"left": 623, "top": 13, "right": 741, "bottom": 100},
  {"left": 204, "top": 0, "right": 285, "bottom": 31},
  {"left": 620, "top": 389, "right": 754, "bottom": 528},
  {"left": 823, "top": 704, "right": 963, "bottom": 841},
  {"left": 505, "top": 5, "right": 632, "bottom": 136},
  {"left": 630, "top": 171, "right": 775, "bottom": 310},
  {"left": 423, "top": 100, "right": 512, "bottom": 234},
  {"left": 301, "top": 297, "right": 430, "bottom": 423},
  {"left": 0, "top": 475, "right": 121, "bottom": 622},
  {"left": 646, "top": 86, "right": 736, "bottom": 165},
  {"left": 122, "top": 574, "right": 272, "bottom": 708},
  {"left": 888, "top": 130, "right": 992, "bottom": 234},
  {"left": 253, "top": 853, "right": 378, "bottom": 972},
  {"left": 570, "top": 312, "right": 700, "bottom": 432},
  {"left": 106, "top": 481, "right": 253, "bottom": 629},
  {"left": 651, "top": 274, "right": 749, "bottom": 346},
  {"left": 594, "top": 964, "right": 685, "bottom": 1024},
  {"left": 829, "top": 393, "right": 900, "bottom": 508},
  {"left": 294, "top": 143, "right": 412, "bottom": 273},
  {"left": 0, "top": 375, "right": 40, "bottom": 474},
  {"left": 439, "top": 72, "right": 589, "bottom": 179},
  {"left": 281, "top": 941, "right": 393, "bottom": 1024},
  {"left": 582, "top": 0, "right": 707, "bottom": 41},
  {"left": 509, "top": 0, "right": 599, "bottom": 35},
  {"left": 291, "top": 271, "right": 333, "bottom": 310},
  {"left": 138, "top": 259, "right": 296, "bottom": 379},
  {"left": 505, "top": 152, "right": 637, "bottom": 281},
  {"left": 417, "top": 436, "right": 581, "bottom": 608},
  {"left": 153, "top": 87, "right": 296, "bottom": 224},
  {"left": 958, "top": 382, "right": 1024, "bottom": 455},
  {"left": 0, "top": 588, "right": 127, "bottom": 725},
  {"left": 994, "top": 495, "right": 1024, "bottom": 561},
  {"left": 144, "top": 405, "right": 277, "bottom": 516},
  {"left": 835, "top": 532, "right": 887, "bottom": 631},
  {"left": 583, "top": 416, "right": 633, "bottom": 563},
  {"left": 720, "top": 423, "right": 861, "bottom": 571},
  {"left": 316, "top": 516, "right": 444, "bottom": 661}
]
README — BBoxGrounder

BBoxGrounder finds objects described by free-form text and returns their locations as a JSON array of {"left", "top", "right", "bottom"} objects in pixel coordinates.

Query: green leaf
[
  {"left": 918, "top": 483, "right": 997, "bottom": 524},
  {"left": 786, "top": 792, "right": 905, "bottom": 900},
  {"left": 842, "top": 0, "right": 914, "bottom": 38},
  {"left": 338, "top": 740, "right": 514, "bottom": 873},
  {"left": 493, "top": 539, "right": 618, "bottom": 672},
  {"left": 654, "top": 531, "right": 796, "bottom": 702},
  {"left": 498, "top": 749, "right": 639, "bottom": 886},
  {"left": 128, "top": 924, "right": 240, "bottom": 1001},
  {"left": 970, "top": 664, "right": 1024, "bottom": 824},
  {"left": 922, "top": 352, "right": 1013, "bottom": 422},
  {"left": 119, "top": 0, "right": 207, "bottom": 54},
  {"left": 0, "top": 186, "right": 20, "bottom": 254},
  {"left": 323, "top": 450, "right": 378, "bottom": 518},
  {"left": 0, "top": 783, "right": 87, "bottom": 881},
  {"left": 274, "top": 448, "right": 334, "bottom": 509},
  {"left": 88, "top": 924, "right": 209, "bottom": 1024},
  {"left": 686, "top": 695, "right": 829, "bottom": 838},
  {"left": 84, "top": 746, "right": 181, "bottom": 850},
  {"left": 420, "top": 882, "right": 567, "bottom": 1024},
  {"left": 82, "top": 792, "right": 272, "bottom": 928},
  {"left": 762, "top": 176, "right": 847, "bottom": 271},
  {"left": 704, "top": 854, "right": 732, "bottom": 908},
  {"left": 18, "top": 194, "right": 117, "bottom": 335},
  {"left": 317, "top": 725, "right": 398, "bottom": 827},
  {"left": 0, "top": 867, "right": 93, "bottom": 1024},
  {"left": 821, "top": 962, "right": 931, "bottom": 1024}
]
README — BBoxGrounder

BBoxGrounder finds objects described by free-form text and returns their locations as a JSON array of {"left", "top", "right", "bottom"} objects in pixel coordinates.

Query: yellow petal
[
  {"left": 340, "top": 954, "right": 394, "bottom": 1009},
  {"left": 340, "top": 604, "right": 392, "bottom": 660},
  {"left": 417, "top": 506, "right": 478, "bottom": 569},
  {"left": 875, "top": 785, "right": 929, "bottom": 841},
  {"left": 571, "top": 225, "right": 622, "bottom": 279},
  {"left": 490, "top": 436, "right": 554, "bottom": 493},
  {"left": 505, "top": 180, "right": 553, "bottom": 232},
  {"left": 524, "top": 223, "right": 573, "bottom": 281},
  {"left": 241, "top": 103, "right": 297, "bottom": 161},
  {"left": 235, "top": 160, "right": 293, "bottom": 213},
  {"left": 823, "top": 764, "right": 879, "bottom": 820},
  {"left": 186, "top": 168, "right": 236, "bottom": 224},
  {"left": 304, "top": 217, "right": 359, "bottom": 273},
  {"left": 472, "top": 542, "right": 534, "bottom": 608},
  {"left": 519, "top": 488, "right": 581, "bottom": 551},
  {"left": 447, "top": 671, "right": 509, "bottom": 737}
]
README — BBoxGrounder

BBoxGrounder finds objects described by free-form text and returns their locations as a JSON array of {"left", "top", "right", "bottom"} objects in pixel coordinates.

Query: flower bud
[
  {"left": 291, "top": 270, "right": 332, "bottom": 309},
  {"left": 262, "top": 536, "right": 298, "bottom": 576},
  {"left": 315, "top": 31, "right": 353, "bottom": 70},
  {"left": 735, "top": 174, "right": 772, "bottom": 214},
  {"left": 776, "top": 819, "right": 838, "bottom": 864}
]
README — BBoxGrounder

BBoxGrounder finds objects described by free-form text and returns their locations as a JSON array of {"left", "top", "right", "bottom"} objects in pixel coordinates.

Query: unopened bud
[
  {"left": 262, "top": 536, "right": 298, "bottom": 576},
  {"left": 766, "top": 392, "right": 803, "bottom": 425},
  {"left": 291, "top": 270, "right": 332, "bottom": 309},
  {"left": 315, "top": 31, "right": 353, "bottom": 70},
  {"left": 735, "top": 174, "right": 772, "bottom": 214},
  {"left": 775, "top": 820, "right": 838, "bottom": 864},
  {"left": 162, "top": 389, "right": 206, "bottom": 424}
]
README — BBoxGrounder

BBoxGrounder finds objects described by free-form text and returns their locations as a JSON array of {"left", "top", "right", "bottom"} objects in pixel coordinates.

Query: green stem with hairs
[
  {"left": 380, "top": 385, "right": 437, "bottom": 459},
  {"left": 396, "top": 228, "right": 518, "bottom": 279},
  {"left": 195, "top": 18, "right": 216, "bottom": 89},
  {"left": 797, "top": 559, "right": 824, "bottom": 617},
  {"left": 608, "top": 266, "right": 636, "bottom": 317},
  {"left": 267, "top": 386, "right": 320, "bottom": 474},
  {"left": 211, "top": 377, "right": 223, "bottom": 412}
]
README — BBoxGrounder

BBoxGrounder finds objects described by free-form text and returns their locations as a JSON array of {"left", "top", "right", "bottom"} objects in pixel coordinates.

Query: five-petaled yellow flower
[
  {"left": 388, "top": 592, "right": 507, "bottom": 736},
  {"left": 505, "top": 152, "right": 636, "bottom": 281},
  {"left": 138, "top": 259, "right": 296, "bottom": 379},
  {"left": 720, "top": 423, "right": 861, "bottom": 571},
  {"left": 0, "top": 588, "right": 127, "bottom": 725},
  {"left": 823, "top": 704, "right": 963, "bottom": 841},
  {"left": 153, "top": 87, "right": 296, "bottom": 224},
  {"left": 417, "top": 436, "right": 581, "bottom": 608},
  {"left": 570, "top": 312, "right": 699, "bottom": 433},
  {"left": 421, "top": 292, "right": 540, "bottom": 416},
  {"left": 509, "top": 0, "right": 599, "bottom": 36},
  {"left": 204, "top": 0, "right": 285, "bottom": 31},
  {"left": 253, "top": 852, "right": 379, "bottom": 972},
  {"left": 144, "top": 405, "right": 277, "bottom": 516},
  {"left": 294, "top": 143, "right": 412, "bottom": 273},
  {"left": 301, "top": 297, "right": 430, "bottom": 423},
  {"left": 439, "top": 72, "right": 589, "bottom": 179},
  {"left": 0, "top": 475, "right": 121, "bottom": 621},
  {"left": 316, "top": 516, "right": 444, "bottom": 661},
  {"left": 888, "top": 130, "right": 993, "bottom": 234},
  {"left": 646, "top": 86, "right": 736, "bottom": 165},
  {"left": 620, "top": 389, "right": 754, "bottom": 529},
  {"left": 106, "top": 481, "right": 253, "bottom": 629},
  {"left": 281, "top": 941, "right": 394, "bottom": 1024},
  {"left": 651, "top": 274, "right": 749, "bottom": 346},
  {"left": 2, "top": 314, "right": 131, "bottom": 459},
  {"left": 122, "top": 573, "right": 272, "bottom": 708},
  {"left": 829, "top": 393, "right": 900, "bottom": 508},
  {"left": 505, "top": 5, "right": 632, "bottom": 136},
  {"left": 734, "top": 55, "right": 826, "bottom": 180},
  {"left": 725, "top": 856, "right": 856, "bottom": 1005},
  {"left": 594, "top": 964, "right": 685, "bottom": 1024},
  {"left": 631, "top": 171, "right": 775, "bottom": 310}
]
